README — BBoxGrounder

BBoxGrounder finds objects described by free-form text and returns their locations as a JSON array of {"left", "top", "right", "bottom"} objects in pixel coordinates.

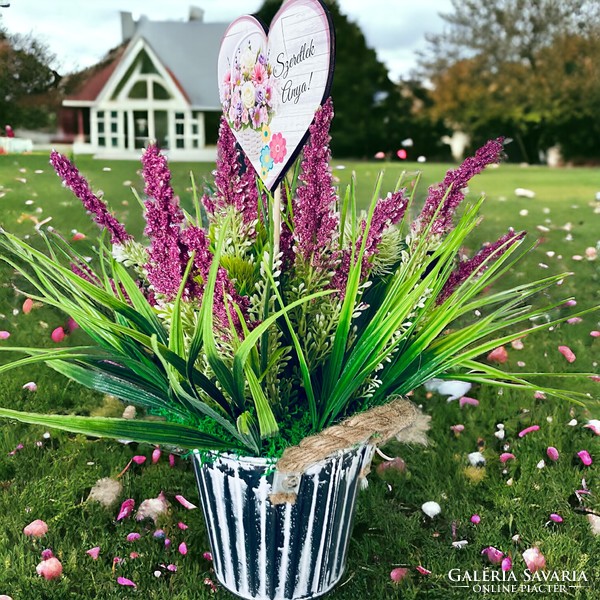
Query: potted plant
[{"left": 0, "top": 104, "right": 595, "bottom": 598}]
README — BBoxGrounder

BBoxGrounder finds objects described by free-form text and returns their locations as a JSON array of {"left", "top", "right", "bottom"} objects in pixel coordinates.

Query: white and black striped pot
[{"left": 192, "top": 444, "right": 374, "bottom": 600}]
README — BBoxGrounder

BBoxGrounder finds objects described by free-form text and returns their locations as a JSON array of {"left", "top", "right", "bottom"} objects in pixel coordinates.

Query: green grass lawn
[{"left": 0, "top": 152, "right": 599, "bottom": 599}]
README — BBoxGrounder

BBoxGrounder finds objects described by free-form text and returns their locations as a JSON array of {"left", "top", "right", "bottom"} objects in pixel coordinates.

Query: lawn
[{"left": 0, "top": 151, "right": 599, "bottom": 599}]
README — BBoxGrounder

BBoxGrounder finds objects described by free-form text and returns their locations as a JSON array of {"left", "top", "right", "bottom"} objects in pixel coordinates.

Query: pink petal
[
  {"left": 390, "top": 567, "right": 409, "bottom": 583},
  {"left": 203, "top": 552, "right": 213, "bottom": 561},
  {"left": 549, "top": 513, "right": 563, "bottom": 523},
  {"left": 470, "top": 514, "right": 481, "bottom": 524},
  {"left": 590, "top": 331, "right": 600, "bottom": 338},
  {"left": 22, "top": 381, "right": 37, "bottom": 392},
  {"left": 23, "top": 298, "right": 34, "bottom": 314},
  {"left": 167, "top": 563, "right": 178, "bottom": 572},
  {"left": 126, "top": 532, "right": 141, "bottom": 542},
  {"left": 132, "top": 455, "right": 146, "bottom": 465},
  {"left": 71, "top": 232, "right": 86, "bottom": 241},
  {"left": 23, "top": 519, "right": 48, "bottom": 537},
  {"left": 558, "top": 345, "right": 576, "bottom": 363},
  {"left": 518, "top": 425, "right": 540, "bottom": 438},
  {"left": 415, "top": 565, "right": 431, "bottom": 575},
  {"left": 487, "top": 346, "right": 508, "bottom": 364},
  {"left": 584, "top": 420, "right": 600, "bottom": 435},
  {"left": 481, "top": 546, "right": 504, "bottom": 564},
  {"left": 178, "top": 542, "right": 188, "bottom": 556},
  {"left": 522, "top": 547, "right": 545, "bottom": 572},
  {"left": 577, "top": 450, "right": 593, "bottom": 466},
  {"left": 546, "top": 447, "right": 559, "bottom": 461},
  {"left": 41, "top": 549, "right": 54, "bottom": 560},
  {"left": 459, "top": 396, "right": 479, "bottom": 408},
  {"left": 178, "top": 522, "right": 188, "bottom": 530},
  {"left": 563, "top": 299, "right": 577, "bottom": 307},
  {"left": 86, "top": 547, "right": 101, "bottom": 560},
  {"left": 511, "top": 339, "right": 524, "bottom": 350},
  {"left": 36, "top": 557, "right": 62, "bottom": 580},
  {"left": 169, "top": 454, "right": 176, "bottom": 468},
  {"left": 0, "top": 331, "right": 10, "bottom": 340},
  {"left": 567, "top": 317, "right": 582, "bottom": 324},
  {"left": 450, "top": 424, "right": 465, "bottom": 433},
  {"left": 534, "top": 391, "right": 546, "bottom": 399},
  {"left": 175, "top": 494, "right": 197, "bottom": 510},
  {"left": 116, "top": 499, "right": 135, "bottom": 521},
  {"left": 591, "top": 376, "right": 600, "bottom": 383},
  {"left": 66, "top": 317, "right": 79, "bottom": 332},
  {"left": 499, "top": 452, "right": 516, "bottom": 463},
  {"left": 51, "top": 327, "right": 65, "bottom": 343},
  {"left": 501, "top": 556, "right": 513, "bottom": 571},
  {"left": 117, "top": 576, "right": 137, "bottom": 588},
  {"left": 152, "top": 447, "right": 161, "bottom": 464}
]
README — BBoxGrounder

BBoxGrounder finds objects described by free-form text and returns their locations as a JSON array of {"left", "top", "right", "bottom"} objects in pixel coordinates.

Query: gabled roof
[
  {"left": 65, "top": 47, "right": 126, "bottom": 103},
  {"left": 64, "top": 17, "right": 228, "bottom": 110},
  {"left": 134, "top": 19, "right": 227, "bottom": 109}
]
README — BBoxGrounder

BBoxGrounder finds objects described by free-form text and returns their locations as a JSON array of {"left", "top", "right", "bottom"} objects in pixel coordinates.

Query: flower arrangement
[
  {"left": 0, "top": 98, "right": 594, "bottom": 457},
  {"left": 221, "top": 42, "right": 277, "bottom": 133}
]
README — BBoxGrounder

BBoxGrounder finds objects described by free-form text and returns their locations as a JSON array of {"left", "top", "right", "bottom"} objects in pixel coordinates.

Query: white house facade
[{"left": 60, "top": 8, "right": 227, "bottom": 161}]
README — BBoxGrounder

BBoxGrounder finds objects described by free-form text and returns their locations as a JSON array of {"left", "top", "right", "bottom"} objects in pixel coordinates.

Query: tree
[
  {"left": 256, "top": 0, "right": 444, "bottom": 158},
  {"left": 419, "top": 0, "right": 600, "bottom": 162},
  {"left": 0, "top": 23, "right": 61, "bottom": 130}
]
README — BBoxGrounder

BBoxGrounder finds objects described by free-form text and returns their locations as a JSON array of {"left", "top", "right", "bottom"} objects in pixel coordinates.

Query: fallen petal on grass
[
  {"left": 522, "top": 547, "right": 546, "bottom": 572},
  {"left": 500, "top": 452, "right": 516, "bottom": 463},
  {"left": 481, "top": 546, "right": 504, "bottom": 564},
  {"left": 175, "top": 494, "right": 198, "bottom": 510},
  {"left": 459, "top": 396, "right": 479, "bottom": 408},
  {"left": 518, "top": 425, "right": 540, "bottom": 438},
  {"left": 487, "top": 346, "right": 508, "bottom": 363},
  {"left": 584, "top": 420, "right": 600, "bottom": 435},
  {"left": 546, "top": 447, "right": 560, "bottom": 461},
  {"left": 36, "top": 557, "right": 62, "bottom": 580},
  {"left": 577, "top": 450, "right": 593, "bottom": 466},
  {"left": 558, "top": 345, "right": 576, "bottom": 363},
  {"left": 116, "top": 499, "right": 135, "bottom": 521},
  {"left": 390, "top": 567, "right": 409, "bottom": 583},
  {"left": 23, "top": 519, "right": 48, "bottom": 537},
  {"left": 86, "top": 547, "right": 101, "bottom": 560},
  {"left": 117, "top": 577, "right": 137, "bottom": 588}
]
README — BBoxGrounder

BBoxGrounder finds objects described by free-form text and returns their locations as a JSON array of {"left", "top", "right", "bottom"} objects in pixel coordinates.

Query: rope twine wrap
[{"left": 270, "top": 398, "right": 427, "bottom": 504}]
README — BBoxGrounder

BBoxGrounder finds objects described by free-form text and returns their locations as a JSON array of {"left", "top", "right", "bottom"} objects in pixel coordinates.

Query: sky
[{"left": 0, "top": 0, "right": 454, "bottom": 81}]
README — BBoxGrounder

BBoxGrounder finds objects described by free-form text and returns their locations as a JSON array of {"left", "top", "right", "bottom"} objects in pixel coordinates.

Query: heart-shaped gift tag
[{"left": 217, "top": 0, "right": 334, "bottom": 191}]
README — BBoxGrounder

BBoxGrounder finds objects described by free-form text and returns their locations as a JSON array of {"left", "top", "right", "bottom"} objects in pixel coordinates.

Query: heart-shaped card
[{"left": 217, "top": 0, "right": 335, "bottom": 190}]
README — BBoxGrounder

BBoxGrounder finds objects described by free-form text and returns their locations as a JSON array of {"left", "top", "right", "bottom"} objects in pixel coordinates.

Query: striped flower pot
[{"left": 192, "top": 444, "right": 374, "bottom": 600}]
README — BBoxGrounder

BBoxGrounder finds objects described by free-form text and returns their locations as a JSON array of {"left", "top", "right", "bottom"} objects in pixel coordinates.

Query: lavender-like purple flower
[
  {"left": 50, "top": 151, "right": 131, "bottom": 245},
  {"left": 141, "top": 144, "right": 186, "bottom": 298},
  {"left": 181, "top": 226, "right": 251, "bottom": 334},
  {"left": 330, "top": 190, "right": 407, "bottom": 294},
  {"left": 437, "top": 229, "right": 526, "bottom": 304},
  {"left": 292, "top": 97, "right": 339, "bottom": 270},
  {"left": 413, "top": 138, "right": 505, "bottom": 237},
  {"left": 207, "top": 118, "right": 258, "bottom": 226},
  {"left": 362, "top": 190, "right": 408, "bottom": 272}
]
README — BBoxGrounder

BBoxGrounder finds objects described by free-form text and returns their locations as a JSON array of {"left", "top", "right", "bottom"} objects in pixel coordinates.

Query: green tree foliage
[
  {"left": 256, "top": 0, "right": 446, "bottom": 159},
  {"left": 0, "top": 23, "right": 60, "bottom": 130},
  {"left": 419, "top": 0, "right": 600, "bottom": 162}
]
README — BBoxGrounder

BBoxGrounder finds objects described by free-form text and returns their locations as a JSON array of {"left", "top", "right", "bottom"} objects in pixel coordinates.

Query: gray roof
[{"left": 133, "top": 19, "right": 228, "bottom": 109}]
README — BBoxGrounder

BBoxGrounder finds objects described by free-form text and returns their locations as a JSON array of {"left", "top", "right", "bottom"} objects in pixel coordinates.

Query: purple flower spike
[
  {"left": 438, "top": 230, "right": 525, "bottom": 304},
  {"left": 142, "top": 143, "right": 186, "bottom": 298},
  {"left": 293, "top": 98, "right": 339, "bottom": 270},
  {"left": 414, "top": 138, "right": 505, "bottom": 237},
  {"left": 50, "top": 151, "right": 131, "bottom": 244}
]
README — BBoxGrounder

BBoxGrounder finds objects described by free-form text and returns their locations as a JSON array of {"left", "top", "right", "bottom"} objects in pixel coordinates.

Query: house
[{"left": 60, "top": 7, "right": 227, "bottom": 160}]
